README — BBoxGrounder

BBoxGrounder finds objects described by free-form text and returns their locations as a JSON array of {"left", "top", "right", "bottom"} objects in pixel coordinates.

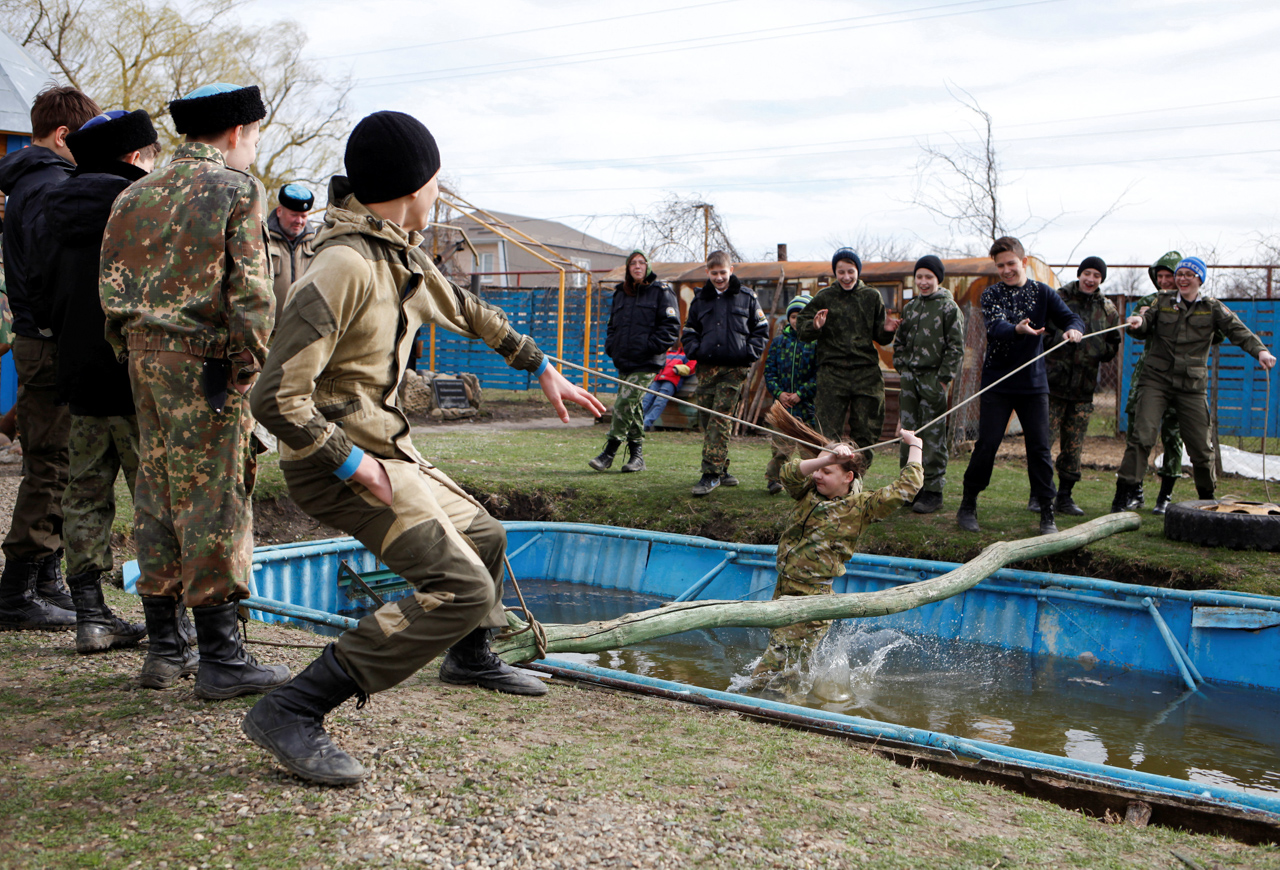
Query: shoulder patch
[
  {"left": 756, "top": 308, "right": 766, "bottom": 321},
  {"left": 666, "top": 307, "right": 677, "bottom": 317}
]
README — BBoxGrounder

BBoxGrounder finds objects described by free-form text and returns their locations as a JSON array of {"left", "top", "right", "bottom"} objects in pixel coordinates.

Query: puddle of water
[{"left": 507, "top": 579, "right": 1280, "bottom": 798}]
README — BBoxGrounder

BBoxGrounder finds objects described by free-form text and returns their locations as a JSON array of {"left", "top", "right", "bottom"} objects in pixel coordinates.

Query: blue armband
[
  {"left": 534, "top": 357, "right": 550, "bottom": 377},
  {"left": 334, "top": 446, "right": 364, "bottom": 480}
]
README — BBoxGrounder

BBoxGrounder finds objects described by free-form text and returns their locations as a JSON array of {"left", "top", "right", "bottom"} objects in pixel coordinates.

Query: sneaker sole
[{"left": 242, "top": 714, "right": 368, "bottom": 786}]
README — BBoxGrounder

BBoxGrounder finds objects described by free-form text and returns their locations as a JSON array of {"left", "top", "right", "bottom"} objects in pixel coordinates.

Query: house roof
[
  {"left": 0, "top": 30, "right": 54, "bottom": 137},
  {"left": 449, "top": 210, "right": 627, "bottom": 258}
]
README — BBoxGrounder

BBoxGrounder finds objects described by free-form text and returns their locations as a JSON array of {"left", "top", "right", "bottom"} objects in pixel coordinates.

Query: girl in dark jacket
[{"left": 590, "top": 250, "right": 680, "bottom": 473}]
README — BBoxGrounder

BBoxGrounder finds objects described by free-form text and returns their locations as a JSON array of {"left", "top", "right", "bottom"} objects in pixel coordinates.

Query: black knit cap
[
  {"left": 913, "top": 255, "right": 945, "bottom": 284},
  {"left": 344, "top": 111, "right": 441, "bottom": 204},
  {"left": 1078, "top": 256, "right": 1107, "bottom": 282},
  {"left": 831, "top": 247, "right": 862, "bottom": 276},
  {"left": 67, "top": 110, "right": 157, "bottom": 166},
  {"left": 169, "top": 83, "right": 266, "bottom": 137}
]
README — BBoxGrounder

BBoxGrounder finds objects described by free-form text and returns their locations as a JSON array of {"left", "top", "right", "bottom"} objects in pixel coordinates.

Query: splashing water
[{"left": 731, "top": 624, "right": 917, "bottom": 705}]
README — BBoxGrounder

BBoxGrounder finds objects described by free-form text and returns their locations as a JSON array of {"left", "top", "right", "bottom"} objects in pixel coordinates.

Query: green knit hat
[
  {"left": 786, "top": 294, "right": 811, "bottom": 316},
  {"left": 1148, "top": 250, "right": 1182, "bottom": 288}
]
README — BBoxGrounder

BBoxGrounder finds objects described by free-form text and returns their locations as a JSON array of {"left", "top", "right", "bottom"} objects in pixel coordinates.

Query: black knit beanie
[
  {"left": 1078, "top": 256, "right": 1107, "bottom": 283},
  {"left": 913, "top": 255, "right": 945, "bottom": 284},
  {"left": 67, "top": 110, "right": 157, "bottom": 166},
  {"left": 344, "top": 111, "right": 441, "bottom": 204},
  {"left": 169, "top": 84, "right": 266, "bottom": 137},
  {"left": 831, "top": 247, "right": 862, "bottom": 276}
]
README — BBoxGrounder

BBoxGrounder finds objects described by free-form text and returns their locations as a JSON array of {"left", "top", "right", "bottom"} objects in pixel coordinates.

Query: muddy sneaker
[
  {"left": 719, "top": 473, "right": 738, "bottom": 487},
  {"left": 766, "top": 481, "right": 783, "bottom": 495},
  {"left": 691, "top": 474, "right": 720, "bottom": 497}
]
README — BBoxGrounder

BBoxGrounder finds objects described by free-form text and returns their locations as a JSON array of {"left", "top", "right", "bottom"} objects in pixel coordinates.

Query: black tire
[{"left": 1163, "top": 499, "right": 1280, "bottom": 552}]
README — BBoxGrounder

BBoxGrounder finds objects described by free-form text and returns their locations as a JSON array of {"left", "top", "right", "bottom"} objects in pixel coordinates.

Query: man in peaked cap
[
  {"left": 267, "top": 183, "right": 317, "bottom": 324},
  {"left": 99, "top": 83, "right": 288, "bottom": 698}
]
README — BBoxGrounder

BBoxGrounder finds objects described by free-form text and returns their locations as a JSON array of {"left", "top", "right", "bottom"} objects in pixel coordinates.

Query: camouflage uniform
[
  {"left": 606, "top": 371, "right": 654, "bottom": 443},
  {"left": 252, "top": 177, "right": 546, "bottom": 694},
  {"left": 694, "top": 364, "right": 748, "bottom": 475},
  {"left": 99, "top": 142, "right": 274, "bottom": 605},
  {"left": 1044, "top": 281, "right": 1119, "bottom": 483},
  {"left": 1127, "top": 291, "right": 1184, "bottom": 480},
  {"left": 762, "top": 324, "right": 817, "bottom": 484},
  {"left": 891, "top": 289, "right": 964, "bottom": 493},
  {"left": 795, "top": 281, "right": 894, "bottom": 463},
  {"left": 754, "top": 458, "right": 923, "bottom": 676},
  {"left": 62, "top": 415, "right": 139, "bottom": 577},
  {"left": 1119, "top": 292, "right": 1268, "bottom": 497}
]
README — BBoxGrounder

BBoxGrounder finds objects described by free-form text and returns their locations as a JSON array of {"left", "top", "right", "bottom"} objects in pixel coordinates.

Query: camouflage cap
[{"left": 1148, "top": 250, "right": 1182, "bottom": 288}]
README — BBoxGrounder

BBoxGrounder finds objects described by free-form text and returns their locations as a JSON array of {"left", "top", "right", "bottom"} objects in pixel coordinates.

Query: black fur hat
[
  {"left": 67, "top": 110, "right": 158, "bottom": 166},
  {"left": 169, "top": 83, "right": 266, "bottom": 137}
]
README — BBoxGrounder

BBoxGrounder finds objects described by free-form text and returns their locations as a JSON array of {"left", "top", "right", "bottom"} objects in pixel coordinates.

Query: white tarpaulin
[{"left": 1156, "top": 444, "right": 1280, "bottom": 482}]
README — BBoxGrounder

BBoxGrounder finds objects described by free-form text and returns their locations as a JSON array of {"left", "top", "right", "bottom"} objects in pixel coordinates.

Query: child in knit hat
[{"left": 762, "top": 293, "right": 818, "bottom": 493}]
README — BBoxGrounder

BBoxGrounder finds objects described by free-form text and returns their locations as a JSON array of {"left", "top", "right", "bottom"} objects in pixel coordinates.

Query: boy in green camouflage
[
  {"left": 100, "top": 83, "right": 287, "bottom": 698},
  {"left": 752, "top": 411, "right": 923, "bottom": 685},
  {"left": 891, "top": 255, "right": 964, "bottom": 514}
]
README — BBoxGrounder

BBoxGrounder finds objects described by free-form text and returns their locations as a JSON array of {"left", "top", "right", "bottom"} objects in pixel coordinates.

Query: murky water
[{"left": 508, "top": 579, "right": 1280, "bottom": 798}]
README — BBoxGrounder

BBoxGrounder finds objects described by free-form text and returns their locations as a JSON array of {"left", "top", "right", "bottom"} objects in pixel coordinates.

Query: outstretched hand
[
  {"left": 539, "top": 363, "right": 606, "bottom": 422},
  {"left": 1015, "top": 318, "right": 1045, "bottom": 337},
  {"left": 813, "top": 309, "right": 829, "bottom": 329},
  {"left": 897, "top": 426, "right": 923, "bottom": 449}
]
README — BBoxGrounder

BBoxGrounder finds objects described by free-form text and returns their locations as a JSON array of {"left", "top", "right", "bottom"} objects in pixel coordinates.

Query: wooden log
[{"left": 493, "top": 513, "right": 1140, "bottom": 662}]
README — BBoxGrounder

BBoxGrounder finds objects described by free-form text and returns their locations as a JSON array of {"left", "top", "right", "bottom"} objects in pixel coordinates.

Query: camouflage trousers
[
  {"left": 62, "top": 414, "right": 139, "bottom": 576},
  {"left": 1047, "top": 396, "right": 1093, "bottom": 484},
  {"left": 129, "top": 351, "right": 256, "bottom": 606},
  {"left": 815, "top": 364, "right": 884, "bottom": 467},
  {"left": 281, "top": 457, "right": 507, "bottom": 695},
  {"left": 3, "top": 335, "right": 70, "bottom": 562},
  {"left": 897, "top": 370, "right": 949, "bottom": 492},
  {"left": 606, "top": 371, "right": 653, "bottom": 442},
  {"left": 695, "top": 365, "right": 748, "bottom": 475},
  {"left": 1126, "top": 379, "right": 1183, "bottom": 480},
  {"left": 752, "top": 573, "right": 832, "bottom": 676}
]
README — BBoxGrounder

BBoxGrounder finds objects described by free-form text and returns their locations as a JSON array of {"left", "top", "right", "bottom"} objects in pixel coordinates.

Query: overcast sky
[{"left": 242, "top": 0, "right": 1280, "bottom": 270}]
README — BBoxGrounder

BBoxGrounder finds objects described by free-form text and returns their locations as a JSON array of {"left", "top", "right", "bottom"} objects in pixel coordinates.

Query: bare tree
[
  {"left": 912, "top": 87, "right": 1061, "bottom": 256},
  {"left": 624, "top": 193, "right": 742, "bottom": 262},
  {"left": 2, "top": 0, "right": 351, "bottom": 193},
  {"left": 822, "top": 231, "right": 916, "bottom": 263}
]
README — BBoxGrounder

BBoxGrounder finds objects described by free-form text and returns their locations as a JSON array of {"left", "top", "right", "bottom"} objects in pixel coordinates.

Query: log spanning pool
[{"left": 124, "top": 521, "right": 1280, "bottom": 818}]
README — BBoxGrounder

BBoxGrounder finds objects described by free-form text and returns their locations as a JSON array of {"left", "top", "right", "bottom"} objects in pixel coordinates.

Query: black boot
[
  {"left": 68, "top": 570, "right": 146, "bottom": 654},
  {"left": 1026, "top": 495, "right": 1041, "bottom": 513},
  {"left": 956, "top": 495, "right": 980, "bottom": 533},
  {"left": 192, "top": 601, "right": 290, "bottom": 700},
  {"left": 139, "top": 595, "right": 198, "bottom": 688},
  {"left": 177, "top": 601, "right": 197, "bottom": 647},
  {"left": 588, "top": 438, "right": 622, "bottom": 471},
  {"left": 1153, "top": 476, "right": 1177, "bottom": 515},
  {"left": 35, "top": 552, "right": 74, "bottom": 611},
  {"left": 911, "top": 491, "right": 943, "bottom": 514},
  {"left": 1196, "top": 485, "right": 1215, "bottom": 501},
  {"left": 1126, "top": 481, "right": 1145, "bottom": 511},
  {"left": 439, "top": 626, "right": 549, "bottom": 696},
  {"left": 620, "top": 440, "right": 645, "bottom": 473},
  {"left": 0, "top": 558, "right": 76, "bottom": 631},
  {"left": 1109, "top": 480, "right": 1133, "bottom": 514},
  {"left": 1055, "top": 480, "right": 1084, "bottom": 517},
  {"left": 1039, "top": 504, "right": 1058, "bottom": 535},
  {"left": 242, "top": 645, "right": 369, "bottom": 786}
]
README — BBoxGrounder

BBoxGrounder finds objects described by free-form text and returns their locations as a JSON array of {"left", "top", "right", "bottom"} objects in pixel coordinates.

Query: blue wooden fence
[
  {"left": 1118, "top": 298, "right": 1278, "bottom": 438},
  {"left": 422, "top": 285, "right": 622, "bottom": 393}
]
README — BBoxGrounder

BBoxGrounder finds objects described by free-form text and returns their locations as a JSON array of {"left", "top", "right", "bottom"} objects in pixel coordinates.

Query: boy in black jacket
[
  {"left": 957, "top": 236, "right": 1084, "bottom": 536},
  {"left": 680, "top": 250, "right": 770, "bottom": 496},
  {"left": 43, "top": 110, "right": 161, "bottom": 653}
]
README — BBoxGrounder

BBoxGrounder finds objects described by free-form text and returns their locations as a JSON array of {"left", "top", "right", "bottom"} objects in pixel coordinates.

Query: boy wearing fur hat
[
  {"left": 763, "top": 294, "right": 818, "bottom": 493},
  {"left": 267, "top": 183, "right": 317, "bottom": 320},
  {"left": 43, "top": 110, "right": 161, "bottom": 654},
  {"left": 1118, "top": 257, "right": 1275, "bottom": 507},
  {"left": 891, "top": 255, "right": 964, "bottom": 514},
  {"left": 244, "top": 111, "right": 604, "bottom": 785},
  {"left": 100, "top": 83, "right": 287, "bottom": 698},
  {"left": 795, "top": 248, "right": 896, "bottom": 466},
  {"left": 1038, "top": 256, "right": 1119, "bottom": 517}
]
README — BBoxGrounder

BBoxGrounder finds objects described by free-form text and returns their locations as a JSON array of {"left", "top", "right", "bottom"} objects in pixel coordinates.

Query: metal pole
[
  {"left": 582, "top": 275, "right": 593, "bottom": 389},
  {"left": 703, "top": 206, "right": 710, "bottom": 261},
  {"left": 429, "top": 323, "right": 436, "bottom": 372},
  {"left": 557, "top": 271, "right": 566, "bottom": 366}
]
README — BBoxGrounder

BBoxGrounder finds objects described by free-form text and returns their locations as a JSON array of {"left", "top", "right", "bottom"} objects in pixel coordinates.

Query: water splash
[{"left": 732, "top": 624, "right": 917, "bottom": 705}]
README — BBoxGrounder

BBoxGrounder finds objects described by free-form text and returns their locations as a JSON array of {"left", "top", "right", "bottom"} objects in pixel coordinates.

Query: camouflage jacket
[
  {"left": 267, "top": 209, "right": 316, "bottom": 320},
  {"left": 1130, "top": 291, "right": 1267, "bottom": 393},
  {"left": 763, "top": 325, "right": 817, "bottom": 424},
  {"left": 891, "top": 288, "right": 964, "bottom": 381},
  {"left": 99, "top": 142, "right": 274, "bottom": 381},
  {"left": 1044, "top": 281, "right": 1119, "bottom": 401},
  {"left": 775, "top": 458, "right": 923, "bottom": 590},
  {"left": 252, "top": 176, "right": 544, "bottom": 474},
  {"left": 795, "top": 280, "right": 894, "bottom": 370}
]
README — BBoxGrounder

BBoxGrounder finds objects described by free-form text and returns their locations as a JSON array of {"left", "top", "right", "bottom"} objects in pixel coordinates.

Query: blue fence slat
[
  {"left": 0, "top": 352, "right": 14, "bottom": 414},
  {"left": 1119, "top": 298, "right": 1278, "bottom": 438}
]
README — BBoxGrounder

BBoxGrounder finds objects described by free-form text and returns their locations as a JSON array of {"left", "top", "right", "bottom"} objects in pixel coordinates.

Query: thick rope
[
  {"left": 497, "top": 554, "right": 548, "bottom": 659},
  {"left": 548, "top": 322, "right": 1131, "bottom": 454}
]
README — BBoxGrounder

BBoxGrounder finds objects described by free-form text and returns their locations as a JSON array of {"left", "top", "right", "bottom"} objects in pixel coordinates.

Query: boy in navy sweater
[{"left": 957, "top": 237, "right": 1083, "bottom": 536}]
